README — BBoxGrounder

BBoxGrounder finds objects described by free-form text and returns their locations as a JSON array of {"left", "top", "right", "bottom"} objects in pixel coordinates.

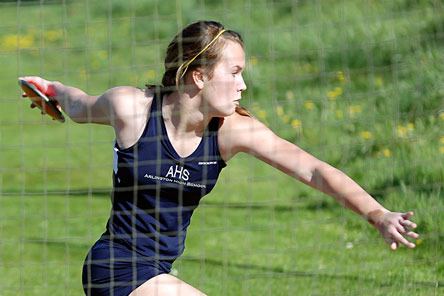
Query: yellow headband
[{"left": 175, "top": 29, "right": 226, "bottom": 86}]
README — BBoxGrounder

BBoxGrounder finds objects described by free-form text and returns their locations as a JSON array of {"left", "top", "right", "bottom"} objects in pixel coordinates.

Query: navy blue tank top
[{"left": 102, "top": 92, "right": 226, "bottom": 261}]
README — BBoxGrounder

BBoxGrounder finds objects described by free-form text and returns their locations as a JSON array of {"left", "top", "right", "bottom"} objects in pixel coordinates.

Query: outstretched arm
[
  {"left": 220, "top": 114, "right": 419, "bottom": 250},
  {"left": 19, "top": 76, "right": 144, "bottom": 126}
]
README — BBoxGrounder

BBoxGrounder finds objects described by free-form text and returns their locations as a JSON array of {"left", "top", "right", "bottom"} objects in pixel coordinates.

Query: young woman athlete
[{"left": 20, "top": 20, "right": 419, "bottom": 296}]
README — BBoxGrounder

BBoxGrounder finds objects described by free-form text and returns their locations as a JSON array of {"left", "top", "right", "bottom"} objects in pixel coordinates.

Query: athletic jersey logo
[
  {"left": 165, "top": 164, "right": 190, "bottom": 181},
  {"left": 198, "top": 161, "right": 217, "bottom": 165}
]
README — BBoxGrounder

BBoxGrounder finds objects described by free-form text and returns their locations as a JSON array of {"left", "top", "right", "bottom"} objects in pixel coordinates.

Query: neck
[{"left": 162, "top": 91, "right": 212, "bottom": 137}]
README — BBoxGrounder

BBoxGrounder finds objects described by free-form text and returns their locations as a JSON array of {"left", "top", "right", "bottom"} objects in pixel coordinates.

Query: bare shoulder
[
  {"left": 218, "top": 112, "right": 275, "bottom": 161},
  {"left": 106, "top": 86, "right": 154, "bottom": 149},
  {"left": 104, "top": 86, "right": 152, "bottom": 113}
]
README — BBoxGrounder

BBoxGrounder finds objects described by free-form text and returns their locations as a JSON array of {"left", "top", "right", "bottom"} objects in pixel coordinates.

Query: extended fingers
[
  {"left": 405, "top": 231, "right": 419, "bottom": 239},
  {"left": 400, "top": 218, "right": 417, "bottom": 230},
  {"left": 401, "top": 211, "right": 414, "bottom": 220},
  {"left": 390, "top": 227, "right": 416, "bottom": 249}
]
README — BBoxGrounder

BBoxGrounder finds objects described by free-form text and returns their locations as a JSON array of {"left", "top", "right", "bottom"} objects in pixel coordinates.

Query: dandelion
[
  {"left": 382, "top": 148, "right": 392, "bottom": 158},
  {"left": 334, "top": 87, "right": 343, "bottom": 96},
  {"left": 396, "top": 123, "right": 414, "bottom": 138},
  {"left": 440, "top": 136, "right": 444, "bottom": 145},
  {"left": 276, "top": 105, "right": 284, "bottom": 117},
  {"left": 375, "top": 76, "right": 384, "bottom": 88},
  {"left": 335, "top": 109, "right": 344, "bottom": 119},
  {"left": 2, "top": 33, "right": 34, "bottom": 50},
  {"left": 286, "top": 90, "right": 295, "bottom": 100},
  {"left": 336, "top": 71, "right": 346, "bottom": 83},
  {"left": 257, "top": 109, "right": 267, "bottom": 121},
  {"left": 327, "top": 87, "right": 343, "bottom": 101},
  {"left": 348, "top": 105, "right": 362, "bottom": 118},
  {"left": 397, "top": 125, "right": 407, "bottom": 138},
  {"left": 327, "top": 91, "right": 337, "bottom": 101},
  {"left": 249, "top": 56, "right": 258, "bottom": 66},
  {"left": 440, "top": 112, "right": 444, "bottom": 121},
  {"left": 359, "top": 131, "right": 373, "bottom": 140},
  {"left": 44, "top": 30, "right": 63, "bottom": 42},
  {"left": 303, "top": 100, "right": 315, "bottom": 111},
  {"left": 291, "top": 119, "right": 302, "bottom": 130},
  {"left": 440, "top": 147, "right": 444, "bottom": 154}
]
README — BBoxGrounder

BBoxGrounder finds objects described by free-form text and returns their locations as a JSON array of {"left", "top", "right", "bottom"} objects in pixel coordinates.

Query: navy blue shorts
[{"left": 82, "top": 239, "right": 172, "bottom": 296}]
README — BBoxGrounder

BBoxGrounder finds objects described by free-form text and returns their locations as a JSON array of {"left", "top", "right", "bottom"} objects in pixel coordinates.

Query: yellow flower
[
  {"left": 335, "top": 109, "right": 344, "bottom": 119},
  {"left": 304, "top": 100, "right": 315, "bottom": 111},
  {"left": 382, "top": 148, "right": 392, "bottom": 157},
  {"left": 336, "top": 71, "right": 345, "bottom": 83},
  {"left": 348, "top": 105, "right": 362, "bottom": 118},
  {"left": 397, "top": 123, "right": 415, "bottom": 138},
  {"left": 440, "top": 112, "right": 444, "bottom": 121},
  {"left": 327, "top": 90, "right": 336, "bottom": 100},
  {"left": 440, "top": 136, "right": 444, "bottom": 145},
  {"left": 396, "top": 125, "right": 408, "bottom": 138},
  {"left": 359, "top": 131, "right": 373, "bottom": 140},
  {"left": 291, "top": 119, "right": 302, "bottom": 129},
  {"left": 440, "top": 146, "right": 444, "bottom": 154},
  {"left": 327, "top": 87, "right": 343, "bottom": 101},
  {"left": 276, "top": 106, "right": 284, "bottom": 117},
  {"left": 249, "top": 56, "right": 258, "bottom": 66},
  {"left": 334, "top": 87, "right": 343, "bottom": 96},
  {"left": 2, "top": 33, "right": 34, "bottom": 50},
  {"left": 375, "top": 76, "right": 384, "bottom": 88},
  {"left": 44, "top": 30, "right": 63, "bottom": 42},
  {"left": 257, "top": 109, "right": 267, "bottom": 121}
]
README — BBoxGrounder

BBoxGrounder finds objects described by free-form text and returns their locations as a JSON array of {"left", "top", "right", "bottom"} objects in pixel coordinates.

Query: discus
[{"left": 19, "top": 78, "right": 65, "bottom": 122}]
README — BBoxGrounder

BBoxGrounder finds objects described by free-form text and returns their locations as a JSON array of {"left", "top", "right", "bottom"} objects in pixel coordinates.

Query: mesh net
[{"left": 0, "top": 0, "right": 443, "bottom": 295}]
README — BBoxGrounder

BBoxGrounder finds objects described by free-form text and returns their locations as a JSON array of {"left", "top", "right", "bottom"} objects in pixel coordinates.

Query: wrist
[
  {"left": 48, "top": 81, "right": 62, "bottom": 98},
  {"left": 364, "top": 208, "right": 389, "bottom": 226}
]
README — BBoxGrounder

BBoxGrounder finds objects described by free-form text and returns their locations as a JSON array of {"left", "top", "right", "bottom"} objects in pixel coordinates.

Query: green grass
[{"left": 0, "top": 0, "right": 443, "bottom": 295}]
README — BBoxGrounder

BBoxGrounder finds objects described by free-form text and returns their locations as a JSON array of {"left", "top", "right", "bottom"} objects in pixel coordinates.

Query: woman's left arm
[{"left": 221, "top": 114, "right": 419, "bottom": 250}]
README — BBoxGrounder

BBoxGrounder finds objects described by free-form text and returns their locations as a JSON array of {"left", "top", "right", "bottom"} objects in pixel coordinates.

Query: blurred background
[{"left": 0, "top": 0, "right": 443, "bottom": 295}]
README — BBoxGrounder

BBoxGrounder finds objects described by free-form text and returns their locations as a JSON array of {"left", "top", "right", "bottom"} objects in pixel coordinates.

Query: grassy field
[{"left": 0, "top": 0, "right": 443, "bottom": 295}]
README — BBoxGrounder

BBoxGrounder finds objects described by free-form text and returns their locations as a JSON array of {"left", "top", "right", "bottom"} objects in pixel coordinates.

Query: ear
[{"left": 191, "top": 68, "right": 205, "bottom": 90}]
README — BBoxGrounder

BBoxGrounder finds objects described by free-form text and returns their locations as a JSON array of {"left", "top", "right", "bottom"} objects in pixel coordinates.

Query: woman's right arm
[{"left": 19, "top": 76, "right": 146, "bottom": 127}]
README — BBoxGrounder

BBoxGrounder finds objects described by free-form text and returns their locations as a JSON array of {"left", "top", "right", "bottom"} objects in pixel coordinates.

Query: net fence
[{"left": 0, "top": 0, "right": 443, "bottom": 295}]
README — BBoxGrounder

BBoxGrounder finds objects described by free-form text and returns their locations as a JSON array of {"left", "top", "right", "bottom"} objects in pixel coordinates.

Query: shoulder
[
  {"left": 106, "top": 86, "right": 155, "bottom": 148},
  {"left": 218, "top": 111, "right": 276, "bottom": 161},
  {"left": 103, "top": 86, "right": 153, "bottom": 124},
  {"left": 103, "top": 86, "right": 151, "bottom": 108}
]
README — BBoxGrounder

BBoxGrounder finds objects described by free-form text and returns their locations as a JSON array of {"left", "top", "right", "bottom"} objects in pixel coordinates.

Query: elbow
[{"left": 308, "top": 162, "right": 333, "bottom": 188}]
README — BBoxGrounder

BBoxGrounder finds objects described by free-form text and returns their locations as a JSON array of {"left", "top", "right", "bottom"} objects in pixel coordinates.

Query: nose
[{"left": 238, "top": 75, "right": 247, "bottom": 92}]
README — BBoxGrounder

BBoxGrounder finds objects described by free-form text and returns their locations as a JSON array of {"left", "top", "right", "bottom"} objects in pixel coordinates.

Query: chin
[
  {"left": 211, "top": 104, "right": 237, "bottom": 117},
  {"left": 218, "top": 108, "right": 236, "bottom": 117}
]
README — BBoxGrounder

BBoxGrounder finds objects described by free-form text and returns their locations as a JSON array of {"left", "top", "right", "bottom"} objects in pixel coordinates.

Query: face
[{"left": 200, "top": 40, "right": 247, "bottom": 117}]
